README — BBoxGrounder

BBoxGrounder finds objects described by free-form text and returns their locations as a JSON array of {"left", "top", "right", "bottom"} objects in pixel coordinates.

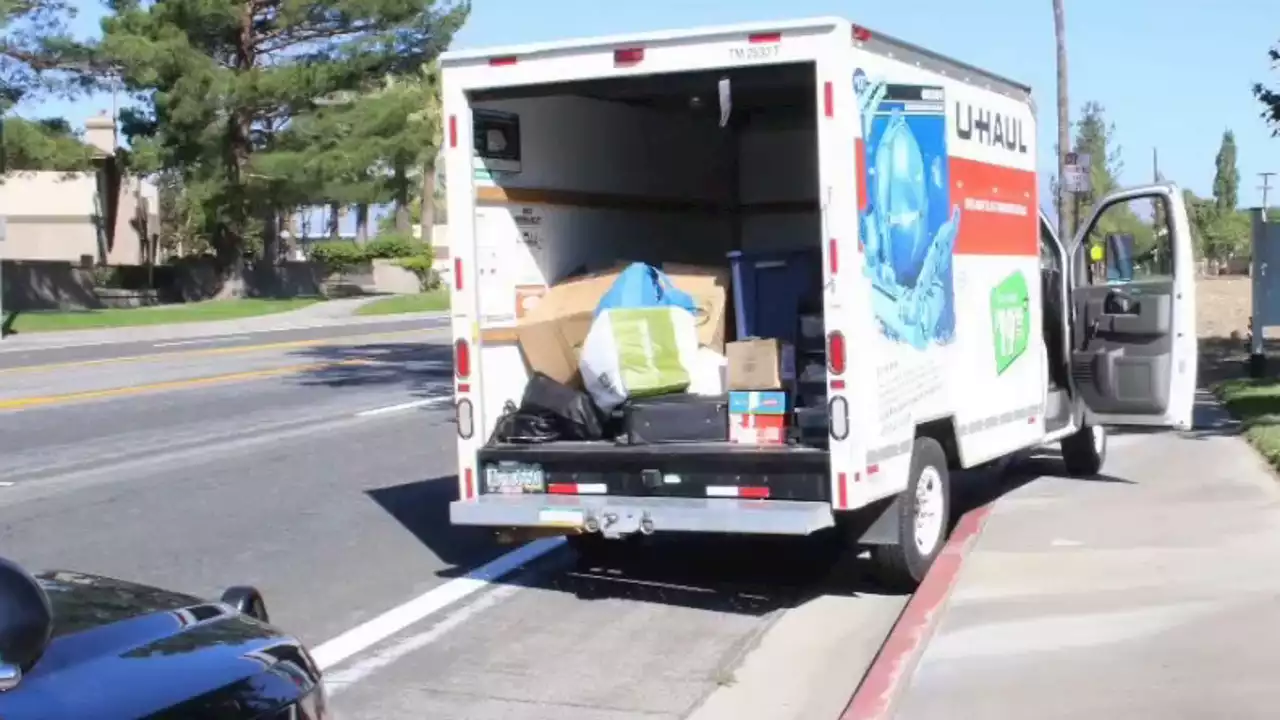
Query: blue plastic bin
[{"left": 727, "top": 249, "right": 822, "bottom": 345}]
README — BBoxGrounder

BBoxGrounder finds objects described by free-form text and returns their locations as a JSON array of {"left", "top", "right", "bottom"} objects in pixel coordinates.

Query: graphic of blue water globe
[{"left": 873, "top": 116, "right": 929, "bottom": 287}]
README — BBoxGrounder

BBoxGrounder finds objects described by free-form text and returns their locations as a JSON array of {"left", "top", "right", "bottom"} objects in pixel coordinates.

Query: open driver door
[{"left": 1068, "top": 184, "right": 1198, "bottom": 430}]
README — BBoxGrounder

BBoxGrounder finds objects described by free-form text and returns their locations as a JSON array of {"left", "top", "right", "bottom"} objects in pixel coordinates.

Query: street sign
[{"left": 1063, "top": 152, "right": 1091, "bottom": 194}]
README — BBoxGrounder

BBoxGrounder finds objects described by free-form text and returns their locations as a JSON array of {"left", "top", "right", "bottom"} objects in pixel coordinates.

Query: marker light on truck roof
[
  {"left": 489, "top": 56, "right": 517, "bottom": 67},
  {"left": 827, "top": 331, "right": 846, "bottom": 376},
  {"left": 852, "top": 25, "right": 872, "bottom": 42},
  {"left": 748, "top": 32, "right": 781, "bottom": 44},
  {"left": 614, "top": 48, "right": 644, "bottom": 66}
]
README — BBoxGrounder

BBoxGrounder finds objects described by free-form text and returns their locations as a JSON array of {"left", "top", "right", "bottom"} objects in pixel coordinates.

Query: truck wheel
[
  {"left": 871, "top": 437, "right": 952, "bottom": 591},
  {"left": 1060, "top": 423, "right": 1106, "bottom": 477}
]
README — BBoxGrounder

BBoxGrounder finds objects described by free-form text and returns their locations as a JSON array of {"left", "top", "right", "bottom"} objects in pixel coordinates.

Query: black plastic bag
[
  {"left": 490, "top": 401, "right": 561, "bottom": 444},
  {"left": 520, "top": 372, "right": 605, "bottom": 441}
]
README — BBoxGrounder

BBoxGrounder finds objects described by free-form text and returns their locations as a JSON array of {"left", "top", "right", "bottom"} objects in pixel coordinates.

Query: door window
[{"left": 1080, "top": 195, "right": 1174, "bottom": 285}]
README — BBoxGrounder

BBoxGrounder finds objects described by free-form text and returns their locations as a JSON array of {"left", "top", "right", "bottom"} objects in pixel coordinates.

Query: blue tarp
[{"left": 594, "top": 262, "right": 697, "bottom": 317}]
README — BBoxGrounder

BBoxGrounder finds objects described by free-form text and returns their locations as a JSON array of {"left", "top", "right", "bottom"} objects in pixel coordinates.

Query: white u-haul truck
[{"left": 444, "top": 17, "right": 1198, "bottom": 587}]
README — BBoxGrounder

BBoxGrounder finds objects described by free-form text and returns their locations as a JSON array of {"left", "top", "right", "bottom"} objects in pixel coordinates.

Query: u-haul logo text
[{"left": 954, "top": 103, "right": 1027, "bottom": 155}]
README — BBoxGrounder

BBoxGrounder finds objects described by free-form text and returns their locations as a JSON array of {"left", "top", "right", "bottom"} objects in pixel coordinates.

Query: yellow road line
[
  {"left": 0, "top": 327, "right": 448, "bottom": 376},
  {"left": 0, "top": 358, "right": 380, "bottom": 411}
]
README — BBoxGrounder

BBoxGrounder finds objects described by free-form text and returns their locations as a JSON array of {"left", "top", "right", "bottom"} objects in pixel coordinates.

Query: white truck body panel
[{"left": 441, "top": 17, "right": 1197, "bottom": 534}]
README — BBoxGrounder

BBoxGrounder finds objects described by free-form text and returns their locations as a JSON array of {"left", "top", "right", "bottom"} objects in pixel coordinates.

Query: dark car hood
[{"left": 0, "top": 571, "right": 322, "bottom": 720}]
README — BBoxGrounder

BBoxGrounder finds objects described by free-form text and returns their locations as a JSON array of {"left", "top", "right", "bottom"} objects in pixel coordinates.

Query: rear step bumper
[
  {"left": 476, "top": 442, "right": 831, "bottom": 501},
  {"left": 450, "top": 495, "right": 836, "bottom": 537}
]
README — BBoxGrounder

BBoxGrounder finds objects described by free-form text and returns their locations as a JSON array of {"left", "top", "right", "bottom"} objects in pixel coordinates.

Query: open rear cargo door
[{"left": 1068, "top": 184, "right": 1198, "bottom": 430}]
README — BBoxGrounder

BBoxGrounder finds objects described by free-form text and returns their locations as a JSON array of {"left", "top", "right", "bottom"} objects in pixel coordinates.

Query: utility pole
[
  {"left": 1260, "top": 172, "right": 1276, "bottom": 221},
  {"left": 1053, "top": 0, "right": 1071, "bottom": 241}
]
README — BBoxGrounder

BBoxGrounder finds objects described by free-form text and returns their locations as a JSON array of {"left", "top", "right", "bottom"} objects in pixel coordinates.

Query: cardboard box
[
  {"left": 726, "top": 339, "right": 796, "bottom": 391},
  {"left": 516, "top": 262, "right": 731, "bottom": 387},
  {"left": 728, "top": 391, "right": 788, "bottom": 415},
  {"left": 515, "top": 267, "right": 624, "bottom": 386},
  {"left": 729, "top": 413, "right": 787, "bottom": 446},
  {"left": 662, "top": 263, "right": 728, "bottom": 352}
]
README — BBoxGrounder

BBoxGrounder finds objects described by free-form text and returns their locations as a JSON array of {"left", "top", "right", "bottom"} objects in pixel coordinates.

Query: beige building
[{"left": 1, "top": 113, "right": 160, "bottom": 266}]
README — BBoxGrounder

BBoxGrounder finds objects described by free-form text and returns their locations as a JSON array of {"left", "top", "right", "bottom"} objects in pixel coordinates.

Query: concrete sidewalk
[
  {"left": 0, "top": 297, "right": 445, "bottom": 352},
  {"left": 890, "top": 393, "right": 1280, "bottom": 719}
]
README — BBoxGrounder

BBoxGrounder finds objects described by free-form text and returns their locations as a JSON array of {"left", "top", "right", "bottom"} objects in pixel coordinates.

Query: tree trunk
[
  {"left": 420, "top": 160, "right": 436, "bottom": 246},
  {"left": 1053, "top": 0, "right": 1071, "bottom": 242},
  {"left": 328, "top": 202, "right": 340, "bottom": 239},
  {"left": 355, "top": 203, "right": 369, "bottom": 244},
  {"left": 394, "top": 162, "right": 412, "bottom": 233}
]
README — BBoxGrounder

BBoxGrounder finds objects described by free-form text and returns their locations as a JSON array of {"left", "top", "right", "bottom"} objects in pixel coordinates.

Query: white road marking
[
  {"left": 310, "top": 536, "right": 564, "bottom": 671},
  {"left": 153, "top": 335, "right": 251, "bottom": 348},
  {"left": 355, "top": 397, "right": 451, "bottom": 417},
  {"left": 323, "top": 582, "right": 523, "bottom": 697}
]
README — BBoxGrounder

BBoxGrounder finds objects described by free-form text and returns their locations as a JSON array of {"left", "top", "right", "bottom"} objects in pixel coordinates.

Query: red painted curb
[{"left": 840, "top": 504, "right": 994, "bottom": 720}]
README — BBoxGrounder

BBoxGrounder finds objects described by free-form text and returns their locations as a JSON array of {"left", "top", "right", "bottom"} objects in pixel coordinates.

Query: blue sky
[{"left": 25, "top": 0, "right": 1280, "bottom": 210}]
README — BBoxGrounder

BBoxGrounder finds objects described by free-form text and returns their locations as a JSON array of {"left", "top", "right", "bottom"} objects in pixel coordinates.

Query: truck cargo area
[{"left": 468, "top": 61, "right": 831, "bottom": 501}]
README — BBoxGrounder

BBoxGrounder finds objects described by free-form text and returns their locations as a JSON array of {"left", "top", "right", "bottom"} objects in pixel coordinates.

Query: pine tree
[{"left": 101, "top": 0, "right": 468, "bottom": 281}]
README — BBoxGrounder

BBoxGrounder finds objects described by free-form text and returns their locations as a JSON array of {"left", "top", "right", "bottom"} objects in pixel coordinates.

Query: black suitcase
[{"left": 620, "top": 394, "right": 728, "bottom": 445}]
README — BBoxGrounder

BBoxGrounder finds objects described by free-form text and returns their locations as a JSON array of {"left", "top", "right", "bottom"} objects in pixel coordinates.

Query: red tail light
[
  {"left": 454, "top": 339, "right": 471, "bottom": 379},
  {"left": 823, "top": 81, "right": 834, "bottom": 117},
  {"left": 614, "top": 47, "right": 644, "bottom": 65},
  {"left": 828, "top": 238, "right": 839, "bottom": 275},
  {"left": 453, "top": 257, "right": 463, "bottom": 291},
  {"left": 827, "top": 331, "right": 846, "bottom": 375},
  {"left": 448, "top": 115, "right": 457, "bottom": 148}
]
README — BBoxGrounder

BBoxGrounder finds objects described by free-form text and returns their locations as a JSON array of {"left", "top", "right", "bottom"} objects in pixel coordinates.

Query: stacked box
[{"left": 728, "top": 391, "right": 788, "bottom": 446}]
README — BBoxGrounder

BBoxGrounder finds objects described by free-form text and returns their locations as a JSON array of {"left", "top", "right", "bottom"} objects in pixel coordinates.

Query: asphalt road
[
  {"left": 0, "top": 329, "right": 914, "bottom": 719},
  {"left": 0, "top": 314, "right": 446, "bottom": 369}
]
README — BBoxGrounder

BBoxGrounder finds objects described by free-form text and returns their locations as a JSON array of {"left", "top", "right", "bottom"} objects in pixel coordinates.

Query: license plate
[{"left": 484, "top": 463, "right": 545, "bottom": 494}]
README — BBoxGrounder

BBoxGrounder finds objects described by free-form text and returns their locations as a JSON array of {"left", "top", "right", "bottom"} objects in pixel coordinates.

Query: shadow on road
[
  {"left": 365, "top": 476, "right": 509, "bottom": 576},
  {"left": 286, "top": 341, "right": 454, "bottom": 399},
  {"left": 367, "top": 461, "right": 1055, "bottom": 620}
]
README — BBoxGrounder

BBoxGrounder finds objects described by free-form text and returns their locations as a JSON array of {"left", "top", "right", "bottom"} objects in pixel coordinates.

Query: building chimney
[{"left": 84, "top": 111, "right": 117, "bottom": 157}]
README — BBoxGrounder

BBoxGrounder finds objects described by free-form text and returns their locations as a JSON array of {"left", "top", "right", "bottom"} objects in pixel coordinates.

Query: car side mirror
[
  {"left": 0, "top": 557, "right": 53, "bottom": 691},
  {"left": 220, "top": 585, "right": 270, "bottom": 623}
]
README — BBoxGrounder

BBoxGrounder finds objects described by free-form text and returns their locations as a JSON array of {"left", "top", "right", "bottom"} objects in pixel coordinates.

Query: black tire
[
  {"left": 1060, "top": 423, "right": 1106, "bottom": 477},
  {"left": 870, "top": 437, "right": 952, "bottom": 592}
]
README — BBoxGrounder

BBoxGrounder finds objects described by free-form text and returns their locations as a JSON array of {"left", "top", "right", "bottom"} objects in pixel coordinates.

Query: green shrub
[
  {"left": 310, "top": 241, "right": 368, "bottom": 272},
  {"left": 395, "top": 247, "right": 437, "bottom": 291},
  {"left": 365, "top": 232, "right": 422, "bottom": 259}
]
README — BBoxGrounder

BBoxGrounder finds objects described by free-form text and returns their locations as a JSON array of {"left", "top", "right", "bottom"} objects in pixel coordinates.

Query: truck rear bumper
[{"left": 450, "top": 494, "right": 836, "bottom": 537}]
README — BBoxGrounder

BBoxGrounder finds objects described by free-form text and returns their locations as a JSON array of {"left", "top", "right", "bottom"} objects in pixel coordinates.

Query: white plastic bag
[
  {"left": 580, "top": 306, "right": 699, "bottom": 412},
  {"left": 687, "top": 346, "right": 728, "bottom": 396}
]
